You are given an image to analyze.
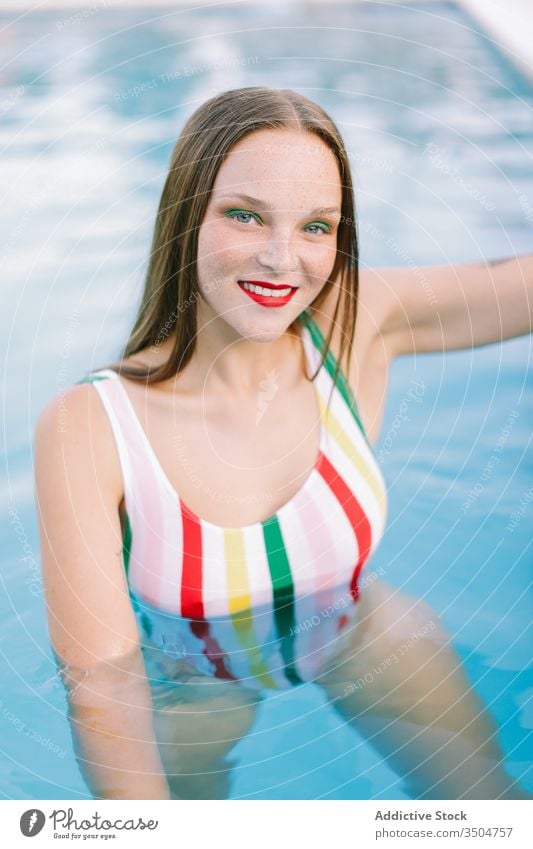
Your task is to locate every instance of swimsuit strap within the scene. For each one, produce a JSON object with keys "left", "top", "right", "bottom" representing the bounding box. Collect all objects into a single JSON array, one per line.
[
  {"left": 75, "top": 372, "right": 113, "bottom": 383},
  {"left": 74, "top": 367, "right": 154, "bottom": 528},
  {"left": 297, "top": 309, "right": 369, "bottom": 446}
]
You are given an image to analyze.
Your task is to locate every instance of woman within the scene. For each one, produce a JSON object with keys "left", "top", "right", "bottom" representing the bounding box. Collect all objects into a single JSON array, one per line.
[{"left": 34, "top": 87, "right": 532, "bottom": 800}]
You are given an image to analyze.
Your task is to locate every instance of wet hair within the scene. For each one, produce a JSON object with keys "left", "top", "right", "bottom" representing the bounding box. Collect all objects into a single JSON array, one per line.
[{"left": 104, "top": 86, "right": 358, "bottom": 388}]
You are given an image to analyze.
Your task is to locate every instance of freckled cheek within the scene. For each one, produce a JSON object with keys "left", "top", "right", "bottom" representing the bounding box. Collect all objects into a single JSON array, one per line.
[
  {"left": 309, "top": 244, "right": 337, "bottom": 283},
  {"left": 197, "top": 228, "right": 251, "bottom": 275}
]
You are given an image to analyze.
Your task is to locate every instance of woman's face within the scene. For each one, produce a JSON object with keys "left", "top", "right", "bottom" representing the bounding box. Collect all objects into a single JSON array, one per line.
[{"left": 195, "top": 128, "right": 343, "bottom": 342}]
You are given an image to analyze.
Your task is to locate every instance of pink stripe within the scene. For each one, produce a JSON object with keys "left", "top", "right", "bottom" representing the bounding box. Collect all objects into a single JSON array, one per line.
[
  {"left": 292, "top": 463, "right": 340, "bottom": 663},
  {"left": 293, "top": 466, "right": 338, "bottom": 599}
]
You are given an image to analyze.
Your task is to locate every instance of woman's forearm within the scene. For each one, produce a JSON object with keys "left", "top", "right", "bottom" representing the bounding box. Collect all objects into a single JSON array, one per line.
[{"left": 61, "top": 649, "right": 171, "bottom": 800}]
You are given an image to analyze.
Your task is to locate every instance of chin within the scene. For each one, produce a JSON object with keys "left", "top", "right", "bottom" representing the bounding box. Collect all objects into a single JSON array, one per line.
[{"left": 229, "top": 313, "right": 295, "bottom": 344}]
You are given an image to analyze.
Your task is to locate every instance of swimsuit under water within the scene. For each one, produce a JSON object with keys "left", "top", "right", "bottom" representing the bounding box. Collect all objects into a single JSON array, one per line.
[{"left": 76, "top": 309, "right": 388, "bottom": 690}]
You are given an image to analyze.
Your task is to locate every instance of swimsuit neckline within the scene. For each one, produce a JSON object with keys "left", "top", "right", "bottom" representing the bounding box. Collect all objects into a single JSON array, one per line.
[{"left": 100, "top": 313, "right": 326, "bottom": 533}]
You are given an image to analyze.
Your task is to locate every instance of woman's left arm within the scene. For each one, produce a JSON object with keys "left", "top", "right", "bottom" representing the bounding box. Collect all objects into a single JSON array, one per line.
[{"left": 370, "top": 254, "right": 533, "bottom": 358}]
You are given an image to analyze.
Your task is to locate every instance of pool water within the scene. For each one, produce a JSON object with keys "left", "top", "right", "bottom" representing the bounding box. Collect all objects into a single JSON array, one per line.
[{"left": 1, "top": 1, "right": 532, "bottom": 799}]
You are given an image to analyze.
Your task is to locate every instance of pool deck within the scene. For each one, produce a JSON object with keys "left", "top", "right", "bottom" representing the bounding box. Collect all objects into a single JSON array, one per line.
[{"left": 460, "top": 0, "right": 533, "bottom": 81}]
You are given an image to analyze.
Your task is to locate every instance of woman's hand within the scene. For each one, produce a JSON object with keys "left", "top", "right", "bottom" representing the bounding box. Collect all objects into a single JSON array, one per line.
[{"left": 61, "top": 648, "right": 171, "bottom": 800}]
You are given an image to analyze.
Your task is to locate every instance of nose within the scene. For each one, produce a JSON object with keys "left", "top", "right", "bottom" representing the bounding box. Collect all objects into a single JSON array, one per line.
[{"left": 256, "top": 232, "right": 298, "bottom": 275}]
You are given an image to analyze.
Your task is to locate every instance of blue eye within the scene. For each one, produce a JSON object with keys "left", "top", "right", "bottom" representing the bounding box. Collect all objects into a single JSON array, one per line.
[
  {"left": 224, "top": 209, "right": 332, "bottom": 234},
  {"left": 305, "top": 222, "right": 331, "bottom": 235},
  {"left": 225, "top": 209, "right": 260, "bottom": 224}
]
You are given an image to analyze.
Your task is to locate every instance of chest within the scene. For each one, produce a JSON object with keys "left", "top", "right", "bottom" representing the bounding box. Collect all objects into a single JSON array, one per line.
[
  {"left": 117, "top": 331, "right": 389, "bottom": 528},
  {"left": 120, "top": 365, "right": 320, "bottom": 526}
]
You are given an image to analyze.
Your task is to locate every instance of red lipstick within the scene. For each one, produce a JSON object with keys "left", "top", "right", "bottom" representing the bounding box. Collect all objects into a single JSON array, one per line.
[{"left": 237, "top": 279, "right": 297, "bottom": 308}]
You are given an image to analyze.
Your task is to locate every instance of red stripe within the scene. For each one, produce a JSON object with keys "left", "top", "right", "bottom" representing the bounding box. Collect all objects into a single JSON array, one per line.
[
  {"left": 317, "top": 453, "right": 372, "bottom": 603},
  {"left": 189, "top": 620, "right": 238, "bottom": 682},
  {"left": 180, "top": 502, "right": 238, "bottom": 681},
  {"left": 180, "top": 500, "right": 204, "bottom": 619},
  {"left": 337, "top": 613, "right": 350, "bottom": 632}
]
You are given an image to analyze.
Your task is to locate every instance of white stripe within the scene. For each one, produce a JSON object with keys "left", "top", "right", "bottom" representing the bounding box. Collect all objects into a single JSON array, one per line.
[
  {"left": 155, "top": 485, "right": 183, "bottom": 615},
  {"left": 201, "top": 524, "right": 229, "bottom": 619},
  {"left": 242, "top": 524, "right": 275, "bottom": 620},
  {"left": 91, "top": 375, "right": 148, "bottom": 599},
  {"left": 91, "top": 372, "right": 135, "bottom": 516}
]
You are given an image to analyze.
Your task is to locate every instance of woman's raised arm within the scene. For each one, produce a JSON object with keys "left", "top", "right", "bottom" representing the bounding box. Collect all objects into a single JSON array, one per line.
[
  {"left": 362, "top": 254, "right": 533, "bottom": 359},
  {"left": 33, "top": 384, "right": 170, "bottom": 799}
]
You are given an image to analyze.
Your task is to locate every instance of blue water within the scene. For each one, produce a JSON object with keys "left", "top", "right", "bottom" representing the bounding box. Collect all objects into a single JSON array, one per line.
[{"left": 1, "top": 1, "right": 532, "bottom": 799}]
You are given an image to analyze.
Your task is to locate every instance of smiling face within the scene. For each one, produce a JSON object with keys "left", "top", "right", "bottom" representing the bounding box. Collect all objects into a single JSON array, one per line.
[{"left": 195, "top": 128, "right": 343, "bottom": 343}]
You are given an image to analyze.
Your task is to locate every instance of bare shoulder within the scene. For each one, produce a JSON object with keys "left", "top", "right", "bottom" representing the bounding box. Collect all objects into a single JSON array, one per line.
[
  {"left": 33, "top": 382, "right": 138, "bottom": 667},
  {"left": 310, "top": 267, "right": 394, "bottom": 361},
  {"left": 34, "top": 381, "right": 124, "bottom": 509},
  {"left": 308, "top": 268, "right": 396, "bottom": 444}
]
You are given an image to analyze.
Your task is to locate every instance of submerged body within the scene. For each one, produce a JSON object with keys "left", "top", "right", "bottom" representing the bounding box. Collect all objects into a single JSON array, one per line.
[{"left": 76, "top": 309, "right": 388, "bottom": 691}]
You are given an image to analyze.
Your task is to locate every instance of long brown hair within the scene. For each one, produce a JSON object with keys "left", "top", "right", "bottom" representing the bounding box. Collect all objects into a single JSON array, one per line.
[{"left": 101, "top": 86, "right": 359, "bottom": 389}]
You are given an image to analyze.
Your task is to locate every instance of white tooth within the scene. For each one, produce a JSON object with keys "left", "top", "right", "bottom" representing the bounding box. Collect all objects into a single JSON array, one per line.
[
  {"left": 267, "top": 287, "right": 291, "bottom": 297},
  {"left": 241, "top": 281, "right": 292, "bottom": 297}
]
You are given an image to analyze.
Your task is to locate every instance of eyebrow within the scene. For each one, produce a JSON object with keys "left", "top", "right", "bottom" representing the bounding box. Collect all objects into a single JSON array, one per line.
[{"left": 216, "top": 193, "right": 341, "bottom": 216}]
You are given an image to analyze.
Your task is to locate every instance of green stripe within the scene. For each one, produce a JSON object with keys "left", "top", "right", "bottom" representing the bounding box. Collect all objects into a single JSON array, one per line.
[
  {"left": 121, "top": 510, "right": 144, "bottom": 631},
  {"left": 231, "top": 609, "right": 279, "bottom": 689},
  {"left": 75, "top": 375, "right": 110, "bottom": 383},
  {"left": 121, "top": 510, "right": 148, "bottom": 635},
  {"left": 298, "top": 309, "right": 371, "bottom": 449},
  {"left": 121, "top": 509, "right": 132, "bottom": 578},
  {"left": 140, "top": 612, "right": 153, "bottom": 639},
  {"left": 262, "top": 516, "right": 302, "bottom": 685}
]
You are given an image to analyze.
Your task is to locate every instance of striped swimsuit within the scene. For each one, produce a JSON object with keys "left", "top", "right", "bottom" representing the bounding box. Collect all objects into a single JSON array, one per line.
[{"left": 77, "top": 309, "right": 388, "bottom": 690}]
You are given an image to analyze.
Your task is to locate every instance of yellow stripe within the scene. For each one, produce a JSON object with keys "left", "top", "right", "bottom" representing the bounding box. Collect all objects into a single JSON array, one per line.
[
  {"left": 232, "top": 612, "right": 279, "bottom": 688},
  {"left": 317, "top": 393, "right": 387, "bottom": 514},
  {"left": 224, "top": 529, "right": 278, "bottom": 689},
  {"left": 225, "top": 528, "right": 252, "bottom": 613}
]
